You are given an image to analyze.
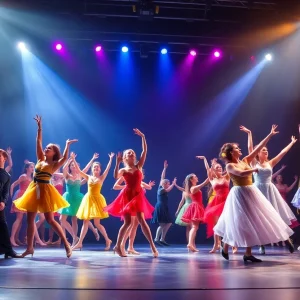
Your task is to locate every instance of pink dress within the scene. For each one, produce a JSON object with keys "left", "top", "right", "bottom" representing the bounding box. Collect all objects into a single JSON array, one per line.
[
  {"left": 11, "top": 179, "right": 31, "bottom": 213},
  {"left": 105, "top": 169, "right": 154, "bottom": 219},
  {"left": 276, "top": 185, "right": 287, "bottom": 201},
  {"left": 181, "top": 190, "right": 205, "bottom": 223},
  {"left": 204, "top": 181, "right": 229, "bottom": 238}
]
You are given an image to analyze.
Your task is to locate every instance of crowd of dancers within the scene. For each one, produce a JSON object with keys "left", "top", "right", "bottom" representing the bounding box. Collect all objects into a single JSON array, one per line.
[{"left": 0, "top": 116, "right": 300, "bottom": 262}]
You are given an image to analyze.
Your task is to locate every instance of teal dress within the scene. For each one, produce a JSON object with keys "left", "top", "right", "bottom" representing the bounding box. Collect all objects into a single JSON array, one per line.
[
  {"left": 60, "top": 180, "right": 84, "bottom": 216},
  {"left": 175, "top": 195, "right": 192, "bottom": 226}
]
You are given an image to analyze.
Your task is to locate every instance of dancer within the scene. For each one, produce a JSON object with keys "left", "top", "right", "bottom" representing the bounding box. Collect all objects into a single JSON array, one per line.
[
  {"left": 105, "top": 129, "right": 158, "bottom": 257},
  {"left": 197, "top": 156, "right": 234, "bottom": 253},
  {"left": 72, "top": 154, "right": 114, "bottom": 251},
  {"left": 60, "top": 152, "right": 100, "bottom": 246},
  {"left": 113, "top": 171, "right": 155, "bottom": 255},
  {"left": 214, "top": 125, "right": 294, "bottom": 262},
  {"left": 272, "top": 165, "right": 286, "bottom": 180},
  {"left": 152, "top": 161, "right": 177, "bottom": 246},
  {"left": 181, "top": 173, "right": 209, "bottom": 252},
  {"left": 274, "top": 174, "right": 298, "bottom": 201},
  {"left": 0, "top": 148, "right": 22, "bottom": 258},
  {"left": 291, "top": 178, "right": 300, "bottom": 214},
  {"left": 175, "top": 191, "right": 192, "bottom": 244},
  {"left": 14, "top": 115, "right": 77, "bottom": 258},
  {"left": 4, "top": 147, "right": 12, "bottom": 173}
]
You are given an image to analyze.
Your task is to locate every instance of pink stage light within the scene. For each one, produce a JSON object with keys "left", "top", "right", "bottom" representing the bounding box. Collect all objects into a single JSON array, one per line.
[
  {"left": 95, "top": 46, "right": 102, "bottom": 52},
  {"left": 55, "top": 43, "right": 62, "bottom": 51},
  {"left": 190, "top": 50, "right": 196, "bottom": 56},
  {"left": 214, "top": 51, "right": 221, "bottom": 58}
]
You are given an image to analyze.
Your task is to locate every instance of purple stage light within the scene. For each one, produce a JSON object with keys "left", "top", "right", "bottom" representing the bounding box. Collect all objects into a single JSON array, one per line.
[
  {"left": 55, "top": 43, "right": 62, "bottom": 51},
  {"left": 214, "top": 51, "right": 221, "bottom": 58},
  {"left": 95, "top": 46, "right": 102, "bottom": 52},
  {"left": 190, "top": 50, "right": 196, "bottom": 56}
]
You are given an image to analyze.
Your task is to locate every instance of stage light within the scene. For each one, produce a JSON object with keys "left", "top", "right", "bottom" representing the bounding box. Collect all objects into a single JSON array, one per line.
[
  {"left": 265, "top": 53, "right": 272, "bottom": 61},
  {"left": 190, "top": 50, "right": 196, "bottom": 56},
  {"left": 17, "top": 42, "right": 26, "bottom": 51},
  {"left": 161, "top": 48, "right": 167, "bottom": 54},
  {"left": 214, "top": 51, "right": 221, "bottom": 58},
  {"left": 55, "top": 43, "right": 62, "bottom": 51},
  {"left": 122, "top": 46, "right": 129, "bottom": 53},
  {"left": 95, "top": 45, "right": 102, "bottom": 52}
]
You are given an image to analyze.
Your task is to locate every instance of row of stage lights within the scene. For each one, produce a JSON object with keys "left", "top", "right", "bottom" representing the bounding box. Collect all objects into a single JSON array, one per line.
[{"left": 17, "top": 42, "right": 273, "bottom": 61}]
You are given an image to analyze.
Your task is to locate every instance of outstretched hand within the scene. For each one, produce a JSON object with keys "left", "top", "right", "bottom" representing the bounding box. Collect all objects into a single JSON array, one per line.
[
  {"left": 172, "top": 177, "right": 177, "bottom": 184},
  {"left": 239, "top": 125, "right": 251, "bottom": 134},
  {"left": 116, "top": 152, "right": 123, "bottom": 164},
  {"left": 270, "top": 124, "right": 279, "bottom": 136},
  {"left": 164, "top": 160, "right": 168, "bottom": 168},
  {"left": 291, "top": 136, "right": 297, "bottom": 144},
  {"left": 70, "top": 152, "right": 77, "bottom": 160},
  {"left": 149, "top": 180, "right": 155, "bottom": 187},
  {"left": 34, "top": 115, "right": 42, "bottom": 128},
  {"left": 133, "top": 128, "right": 144, "bottom": 137},
  {"left": 109, "top": 152, "right": 115, "bottom": 159},
  {"left": 66, "top": 139, "right": 78, "bottom": 146},
  {"left": 93, "top": 153, "right": 99, "bottom": 160},
  {"left": 196, "top": 156, "right": 205, "bottom": 160},
  {"left": 6, "top": 147, "right": 12, "bottom": 155}
]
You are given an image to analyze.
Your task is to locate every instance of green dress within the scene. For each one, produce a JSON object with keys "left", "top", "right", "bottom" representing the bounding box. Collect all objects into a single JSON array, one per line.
[
  {"left": 60, "top": 180, "right": 84, "bottom": 216},
  {"left": 175, "top": 195, "right": 192, "bottom": 226}
]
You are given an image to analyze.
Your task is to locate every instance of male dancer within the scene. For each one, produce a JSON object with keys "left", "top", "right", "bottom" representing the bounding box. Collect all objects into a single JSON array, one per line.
[{"left": 0, "top": 149, "right": 22, "bottom": 258}]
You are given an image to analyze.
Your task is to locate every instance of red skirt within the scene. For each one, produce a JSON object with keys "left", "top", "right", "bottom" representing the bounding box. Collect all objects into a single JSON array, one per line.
[{"left": 181, "top": 202, "right": 205, "bottom": 223}]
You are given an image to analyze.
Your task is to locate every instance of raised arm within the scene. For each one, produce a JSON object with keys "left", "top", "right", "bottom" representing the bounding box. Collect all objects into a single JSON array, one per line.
[
  {"left": 190, "top": 178, "right": 210, "bottom": 194},
  {"left": 5, "top": 147, "right": 12, "bottom": 173},
  {"left": 174, "top": 182, "right": 185, "bottom": 192},
  {"left": 63, "top": 156, "right": 73, "bottom": 179},
  {"left": 134, "top": 129, "right": 147, "bottom": 169},
  {"left": 34, "top": 115, "right": 44, "bottom": 161},
  {"left": 175, "top": 192, "right": 186, "bottom": 216},
  {"left": 226, "top": 163, "right": 258, "bottom": 177},
  {"left": 114, "top": 152, "right": 125, "bottom": 179},
  {"left": 243, "top": 125, "right": 279, "bottom": 165},
  {"left": 165, "top": 178, "right": 177, "bottom": 192},
  {"left": 287, "top": 176, "right": 298, "bottom": 193},
  {"left": 82, "top": 153, "right": 99, "bottom": 174},
  {"left": 72, "top": 159, "right": 89, "bottom": 181},
  {"left": 240, "top": 126, "right": 254, "bottom": 154},
  {"left": 269, "top": 136, "right": 297, "bottom": 168},
  {"left": 196, "top": 156, "right": 213, "bottom": 180},
  {"left": 100, "top": 153, "right": 115, "bottom": 182},
  {"left": 272, "top": 165, "right": 286, "bottom": 180},
  {"left": 142, "top": 180, "right": 155, "bottom": 190},
  {"left": 54, "top": 139, "right": 78, "bottom": 171},
  {"left": 10, "top": 175, "right": 26, "bottom": 197},
  {"left": 113, "top": 177, "right": 125, "bottom": 190},
  {"left": 161, "top": 160, "right": 168, "bottom": 182}
]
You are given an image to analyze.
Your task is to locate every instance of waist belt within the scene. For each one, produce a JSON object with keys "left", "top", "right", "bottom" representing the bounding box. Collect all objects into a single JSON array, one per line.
[{"left": 34, "top": 177, "right": 50, "bottom": 184}]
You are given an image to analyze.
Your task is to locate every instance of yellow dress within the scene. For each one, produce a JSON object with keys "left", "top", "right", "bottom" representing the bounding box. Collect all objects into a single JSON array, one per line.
[
  {"left": 14, "top": 160, "right": 70, "bottom": 213},
  {"left": 76, "top": 178, "right": 109, "bottom": 220}
]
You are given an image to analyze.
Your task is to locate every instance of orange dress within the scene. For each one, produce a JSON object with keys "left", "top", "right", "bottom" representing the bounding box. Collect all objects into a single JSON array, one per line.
[{"left": 14, "top": 160, "right": 70, "bottom": 213}]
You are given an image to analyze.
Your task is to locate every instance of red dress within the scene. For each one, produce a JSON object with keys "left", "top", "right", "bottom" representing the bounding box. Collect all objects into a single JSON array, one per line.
[
  {"left": 181, "top": 190, "right": 205, "bottom": 223},
  {"left": 11, "top": 179, "right": 31, "bottom": 213},
  {"left": 105, "top": 169, "right": 154, "bottom": 219},
  {"left": 204, "top": 181, "right": 229, "bottom": 238}
]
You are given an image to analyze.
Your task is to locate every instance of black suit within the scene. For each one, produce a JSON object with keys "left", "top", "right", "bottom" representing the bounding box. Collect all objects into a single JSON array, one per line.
[{"left": 0, "top": 167, "right": 14, "bottom": 254}]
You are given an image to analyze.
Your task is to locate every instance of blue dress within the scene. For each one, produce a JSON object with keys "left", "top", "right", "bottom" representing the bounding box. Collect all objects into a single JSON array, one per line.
[{"left": 151, "top": 186, "right": 172, "bottom": 224}]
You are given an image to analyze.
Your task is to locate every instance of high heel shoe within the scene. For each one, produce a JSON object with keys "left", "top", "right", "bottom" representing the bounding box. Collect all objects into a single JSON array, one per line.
[
  {"left": 113, "top": 246, "right": 127, "bottom": 257},
  {"left": 285, "top": 239, "right": 294, "bottom": 253},
  {"left": 5, "top": 252, "right": 23, "bottom": 259},
  {"left": 243, "top": 255, "right": 262, "bottom": 262},
  {"left": 65, "top": 245, "right": 72, "bottom": 258},
  {"left": 104, "top": 239, "right": 112, "bottom": 251},
  {"left": 22, "top": 249, "right": 34, "bottom": 258},
  {"left": 127, "top": 249, "right": 140, "bottom": 255},
  {"left": 221, "top": 249, "right": 229, "bottom": 260}
]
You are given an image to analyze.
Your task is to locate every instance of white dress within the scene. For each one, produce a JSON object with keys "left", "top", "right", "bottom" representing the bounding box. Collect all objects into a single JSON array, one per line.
[
  {"left": 213, "top": 168, "right": 293, "bottom": 247},
  {"left": 253, "top": 163, "right": 298, "bottom": 227},
  {"left": 291, "top": 187, "right": 300, "bottom": 209}
]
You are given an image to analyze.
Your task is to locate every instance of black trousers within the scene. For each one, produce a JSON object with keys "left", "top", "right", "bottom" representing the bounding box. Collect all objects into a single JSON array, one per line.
[{"left": 0, "top": 208, "right": 13, "bottom": 254}]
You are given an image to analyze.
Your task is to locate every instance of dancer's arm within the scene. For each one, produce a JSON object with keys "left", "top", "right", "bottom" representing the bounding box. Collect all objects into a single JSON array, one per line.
[
  {"left": 243, "top": 125, "right": 279, "bottom": 165},
  {"left": 191, "top": 178, "right": 210, "bottom": 194},
  {"left": 0, "top": 175, "right": 10, "bottom": 210},
  {"left": 196, "top": 156, "right": 213, "bottom": 180},
  {"left": 165, "top": 178, "right": 177, "bottom": 192},
  {"left": 114, "top": 152, "right": 124, "bottom": 179},
  {"left": 240, "top": 126, "right": 254, "bottom": 153},
  {"left": 5, "top": 147, "right": 12, "bottom": 173},
  {"left": 226, "top": 163, "right": 258, "bottom": 177},
  {"left": 175, "top": 183, "right": 185, "bottom": 192},
  {"left": 80, "top": 178, "right": 87, "bottom": 185},
  {"left": 10, "top": 175, "right": 26, "bottom": 197},
  {"left": 160, "top": 160, "right": 168, "bottom": 182},
  {"left": 72, "top": 159, "right": 89, "bottom": 181},
  {"left": 63, "top": 156, "right": 73, "bottom": 179},
  {"left": 100, "top": 153, "right": 115, "bottom": 182},
  {"left": 175, "top": 192, "right": 186, "bottom": 216},
  {"left": 269, "top": 136, "right": 297, "bottom": 168},
  {"left": 34, "top": 115, "right": 44, "bottom": 161},
  {"left": 135, "top": 129, "right": 147, "bottom": 169},
  {"left": 142, "top": 180, "right": 155, "bottom": 190},
  {"left": 54, "top": 139, "right": 78, "bottom": 171},
  {"left": 272, "top": 165, "right": 286, "bottom": 180},
  {"left": 113, "top": 177, "right": 125, "bottom": 190},
  {"left": 82, "top": 153, "right": 99, "bottom": 174},
  {"left": 287, "top": 176, "right": 298, "bottom": 193}
]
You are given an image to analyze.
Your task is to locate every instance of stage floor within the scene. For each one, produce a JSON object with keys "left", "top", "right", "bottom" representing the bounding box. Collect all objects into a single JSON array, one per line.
[{"left": 1, "top": 244, "right": 300, "bottom": 300}]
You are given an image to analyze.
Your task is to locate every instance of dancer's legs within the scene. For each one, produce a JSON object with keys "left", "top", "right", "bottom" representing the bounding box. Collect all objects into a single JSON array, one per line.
[{"left": 93, "top": 218, "right": 112, "bottom": 250}]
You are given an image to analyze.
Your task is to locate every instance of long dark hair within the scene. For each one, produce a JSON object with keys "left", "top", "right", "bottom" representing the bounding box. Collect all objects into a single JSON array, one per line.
[
  {"left": 219, "top": 143, "right": 237, "bottom": 163},
  {"left": 48, "top": 143, "right": 61, "bottom": 162},
  {"left": 23, "top": 161, "right": 34, "bottom": 179},
  {"left": 184, "top": 174, "right": 195, "bottom": 193}
]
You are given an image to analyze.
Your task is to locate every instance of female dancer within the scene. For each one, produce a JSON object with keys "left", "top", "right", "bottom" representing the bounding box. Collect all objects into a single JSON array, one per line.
[
  {"left": 72, "top": 154, "right": 114, "bottom": 251},
  {"left": 196, "top": 156, "right": 235, "bottom": 253},
  {"left": 105, "top": 129, "right": 158, "bottom": 257},
  {"left": 274, "top": 174, "right": 298, "bottom": 201},
  {"left": 181, "top": 173, "right": 209, "bottom": 252},
  {"left": 175, "top": 191, "right": 192, "bottom": 244},
  {"left": 152, "top": 161, "right": 177, "bottom": 246},
  {"left": 113, "top": 172, "right": 155, "bottom": 255},
  {"left": 291, "top": 178, "right": 300, "bottom": 214},
  {"left": 14, "top": 115, "right": 77, "bottom": 258},
  {"left": 214, "top": 125, "right": 294, "bottom": 262},
  {"left": 60, "top": 152, "right": 100, "bottom": 246}
]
